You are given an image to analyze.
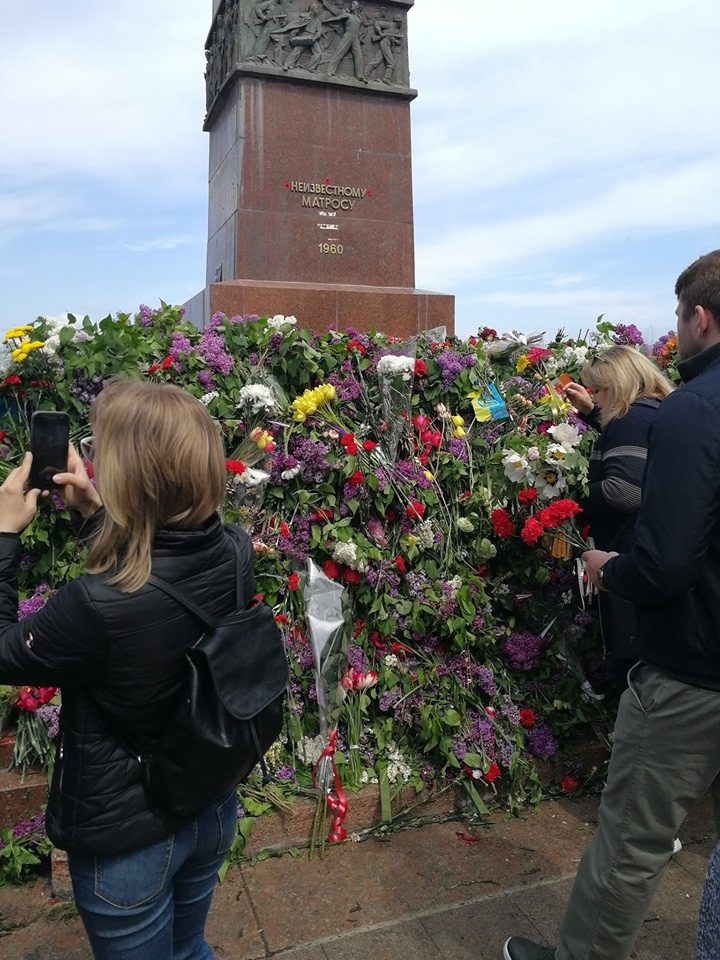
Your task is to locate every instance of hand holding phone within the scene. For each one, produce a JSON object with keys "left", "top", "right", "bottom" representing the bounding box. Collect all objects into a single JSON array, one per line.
[{"left": 28, "top": 411, "right": 70, "bottom": 491}]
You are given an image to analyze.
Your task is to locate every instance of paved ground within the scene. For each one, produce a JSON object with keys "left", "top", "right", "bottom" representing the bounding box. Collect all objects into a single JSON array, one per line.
[{"left": 0, "top": 791, "right": 714, "bottom": 959}]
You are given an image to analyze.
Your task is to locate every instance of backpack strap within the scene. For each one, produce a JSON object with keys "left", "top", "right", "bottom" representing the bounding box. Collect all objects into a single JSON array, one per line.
[{"left": 147, "top": 531, "right": 246, "bottom": 628}]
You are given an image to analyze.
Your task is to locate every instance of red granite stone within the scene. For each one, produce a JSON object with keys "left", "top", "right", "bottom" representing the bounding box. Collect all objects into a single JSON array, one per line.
[{"left": 209, "top": 280, "right": 454, "bottom": 337}]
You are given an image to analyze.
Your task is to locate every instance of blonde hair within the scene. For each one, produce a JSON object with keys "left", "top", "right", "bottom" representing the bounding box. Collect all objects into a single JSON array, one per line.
[
  {"left": 580, "top": 345, "right": 674, "bottom": 428},
  {"left": 86, "top": 378, "right": 227, "bottom": 592}
]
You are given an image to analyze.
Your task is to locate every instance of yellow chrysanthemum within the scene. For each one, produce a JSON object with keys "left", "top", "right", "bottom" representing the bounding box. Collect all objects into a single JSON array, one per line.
[
  {"left": 3, "top": 324, "right": 34, "bottom": 342},
  {"left": 516, "top": 355, "right": 529, "bottom": 373}
]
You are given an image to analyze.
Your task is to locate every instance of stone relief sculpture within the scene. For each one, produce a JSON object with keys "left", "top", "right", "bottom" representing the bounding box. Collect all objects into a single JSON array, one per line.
[
  {"left": 204, "top": 0, "right": 410, "bottom": 115},
  {"left": 248, "top": 0, "right": 288, "bottom": 63},
  {"left": 320, "top": 0, "right": 364, "bottom": 80},
  {"left": 275, "top": 3, "right": 325, "bottom": 72}
]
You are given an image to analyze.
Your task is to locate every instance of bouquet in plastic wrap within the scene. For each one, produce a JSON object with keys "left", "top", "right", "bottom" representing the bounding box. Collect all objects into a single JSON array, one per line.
[
  {"left": 375, "top": 342, "right": 418, "bottom": 463},
  {"left": 302, "top": 559, "right": 352, "bottom": 856}
]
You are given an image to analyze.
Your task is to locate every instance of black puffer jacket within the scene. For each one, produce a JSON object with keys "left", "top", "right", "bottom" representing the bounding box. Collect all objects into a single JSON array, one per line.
[
  {"left": 0, "top": 516, "right": 254, "bottom": 855},
  {"left": 603, "top": 341, "right": 720, "bottom": 689}
]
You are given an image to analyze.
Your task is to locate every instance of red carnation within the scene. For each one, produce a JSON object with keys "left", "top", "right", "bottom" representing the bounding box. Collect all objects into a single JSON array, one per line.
[
  {"left": 147, "top": 363, "right": 160, "bottom": 375},
  {"left": 341, "top": 433, "right": 358, "bottom": 455},
  {"left": 343, "top": 567, "right": 362, "bottom": 585},
  {"left": 484, "top": 763, "right": 501, "bottom": 783},
  {"left": 225, "top": 459, "right": 246, "bottom": 475},
  {"left": 288, "top": 572, "right": 299, "bottom": 591},
  {"left": 406, "top": 500, "right": 425, "bottom": 519},
  {"left": 414, "top": 359, "right": 427, "bottom": 376},
  {"left": 521, "top": 517, "right": 545, "bottom": 545},
  {"left": 561, "top": 775, "right": 579, "bottom": 794},
  {"left": 161, "top": 355, "right": 174, "bottom": 370},
  {"left": 519, "top": 708, "right": 536, "bottom": 728},
  {"left": 518, "top": 488, "right": 537, "bottom": 504},
  {"left": 490, "top": 509, "right": 514, "bottom": 539},
  {"left": 349, "top": 470, "right": 364, "bottom": 486},
  {"left": 394, "top": 555, "right": 406, "bottom": 573},
  {"left": 361, "top": 439, "right": 376, "bottom": 451},
  {"left": 315, "top": 508, "right": 334, "bottom": 521},
  {"left": 3, "top": 375, "right": 21, "bottom": 387}
]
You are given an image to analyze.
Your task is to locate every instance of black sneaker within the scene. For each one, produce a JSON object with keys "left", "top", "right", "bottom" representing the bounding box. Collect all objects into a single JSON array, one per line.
[{"left": 503, "top": 937, "right": 557, "bottom": 960}]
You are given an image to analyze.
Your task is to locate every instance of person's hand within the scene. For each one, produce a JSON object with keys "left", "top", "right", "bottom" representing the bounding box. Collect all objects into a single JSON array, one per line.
[
  {"left": 582, "top": 549, "right": 619, "bottom": 588},
  {"left": 563, "top": 381, "right": 594, "bottom": 415},
  {"left": 52, "top": 442, "right": 103, "bottom": 518},
  {"left": 0, "top": 453, "right": 41, "bottom": 534}
]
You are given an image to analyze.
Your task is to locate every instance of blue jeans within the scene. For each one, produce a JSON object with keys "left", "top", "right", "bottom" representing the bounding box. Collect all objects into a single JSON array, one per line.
[{"left": 68, "top": 790, "right": 237, "bottom": 960}]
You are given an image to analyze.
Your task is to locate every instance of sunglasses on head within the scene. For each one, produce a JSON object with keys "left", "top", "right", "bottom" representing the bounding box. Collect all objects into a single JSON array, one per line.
[{"left": 80, "top": 436, "right": 95, "bottom": 463}]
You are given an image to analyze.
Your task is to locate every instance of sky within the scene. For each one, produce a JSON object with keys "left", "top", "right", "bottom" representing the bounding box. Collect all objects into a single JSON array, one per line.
[{"left": 2, "top": 0, "right": 719, "bottom": 343}]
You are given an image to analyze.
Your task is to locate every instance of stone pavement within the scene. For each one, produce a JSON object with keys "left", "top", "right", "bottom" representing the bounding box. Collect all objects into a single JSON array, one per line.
[{"left": 0, "top": 792, "right": 714, "bottom": 960}]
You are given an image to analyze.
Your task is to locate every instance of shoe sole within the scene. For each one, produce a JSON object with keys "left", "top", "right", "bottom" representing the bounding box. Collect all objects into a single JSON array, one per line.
[{"left": 503, "top": 940, "right": 513, "bottom": 960}]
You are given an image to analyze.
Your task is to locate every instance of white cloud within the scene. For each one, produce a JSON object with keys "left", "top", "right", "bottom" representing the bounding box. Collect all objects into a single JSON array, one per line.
[{"left": 120, "top": 235, "right": 196, "bottom": 253}]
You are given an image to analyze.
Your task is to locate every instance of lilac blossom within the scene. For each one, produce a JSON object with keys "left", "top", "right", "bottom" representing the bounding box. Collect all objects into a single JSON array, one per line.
[
  {"left": 197, "top": 329, "right": 235, "bottom": 376},
  {"left": 289, "top": 437, "right": 330, "bottom": 483},
  {"left": 448, "top": 438, "right": 468, "bottom": 461},
  {"left": 38, "top": 704, "right": 60, "bottom": 739},
  {"left": 525, "top": 722, "right": 557, "bottom": 758},
  {"left": 504, "top": 631, "right": 547, "bottom": 672},
  {"left": 436, "top": 351, "right": 477, "bottom": 389},
  {"left": 613, "top": 324, "right": 645, "bottom": 347},
  {"left": 170, "top": 331, "right": 192, "bottom": 359},
  {"left": 347, "top": 643, "right": 370, "bottom": 673},
  {"left": 19, "top": 584, "right": 52, "bottom": 620}
]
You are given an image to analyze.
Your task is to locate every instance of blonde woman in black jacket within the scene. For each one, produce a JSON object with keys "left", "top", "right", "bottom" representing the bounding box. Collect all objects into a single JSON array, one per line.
[{"left": 0, "top": 379, "right": 254, "bottom": 960}]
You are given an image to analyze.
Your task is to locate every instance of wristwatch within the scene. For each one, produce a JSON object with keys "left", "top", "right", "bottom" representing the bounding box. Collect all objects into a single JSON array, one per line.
[{"left": 597, "top": 562, "right": 608, "bottom": 591}]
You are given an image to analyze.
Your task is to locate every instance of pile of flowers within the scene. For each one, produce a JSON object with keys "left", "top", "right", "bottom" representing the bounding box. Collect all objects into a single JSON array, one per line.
[{"left": 0, "top": 306, "right": 681, "bottom": 820}]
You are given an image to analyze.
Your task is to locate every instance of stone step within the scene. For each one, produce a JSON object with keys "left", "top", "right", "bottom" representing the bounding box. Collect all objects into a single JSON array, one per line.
[{"left": 0, "top": 734, "right": 49, "bottom": 829}]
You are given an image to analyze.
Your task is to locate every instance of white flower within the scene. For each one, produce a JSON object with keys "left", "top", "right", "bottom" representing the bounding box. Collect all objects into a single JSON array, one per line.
[
  {"left": 457, "top": 517, "right": 475, "bottom": 533},
  {"left": 527, "top": 446, "right": 540, "bottom": 462},
  {"left": 545, "top": 443, "right": 568, "bottom": 464},
  {"left": 548, "top": 423, "right": 581, "bottom": 451},
  {"left": 266, "top": 314, "right": 297, "bottom": 329},
  {"left": 281, "top": 465, "right": 301, "bottom": 480},
  {"left": 199, "top": 391, "right": 219, "bottom": 406},
  {"left": 448, "top": 575, "right": 463, "bottom": 597},
  {"left": 332, "top": 541, "right": 361, "bottom": 569},
  {"left": 237, "top": 384, "right": 277, "bottom": 413},
  {"left": 417, "top": 520, "right": 435, "bottom": 549},
  {"left": 535, "top": 467, "right": 567, "bottom": 499},
  {"left": 297, "top": 734, "right": 327, "bottom": 767},
  {"left": 383, "top": 654, "right": 399, "bottom": 668},
  {"left": 376, "top": 355, "right": 415, "bottom": 380},
  {"left": 502, "top": 449, "right": 530, "bottom": 482}
]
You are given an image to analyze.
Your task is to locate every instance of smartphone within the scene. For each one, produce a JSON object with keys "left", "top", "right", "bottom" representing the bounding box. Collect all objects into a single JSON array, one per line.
[{"left": 29, "top": 411, "right": 70, "bottom": 490}]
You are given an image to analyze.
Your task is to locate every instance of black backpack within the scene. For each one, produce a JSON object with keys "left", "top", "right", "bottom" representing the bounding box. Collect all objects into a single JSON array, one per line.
[{"left": 133, "top": 538, "right": 288, "bottom": 818}]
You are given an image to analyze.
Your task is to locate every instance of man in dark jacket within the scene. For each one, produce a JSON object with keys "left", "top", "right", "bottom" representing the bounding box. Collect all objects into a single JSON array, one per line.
[{"left": 503, "top": 249, "right": 720, "bottom": 960}]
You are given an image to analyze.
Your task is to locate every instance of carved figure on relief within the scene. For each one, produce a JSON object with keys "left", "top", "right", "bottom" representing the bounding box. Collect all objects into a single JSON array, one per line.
[
  {"left": 248, "top": 0, "right": 288, "bottom": 64},
  {"left": 275, "top": 2, "right": 325, "bottom": 72},
  {"left": 321, "top": 0, "right": 365, "bottom": 81},
  {"left": 367, "top": 12, "right": 403, "bottom": 83},
  {"left": 223, "top": 0, "right": 239, "bottom": 75}
]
